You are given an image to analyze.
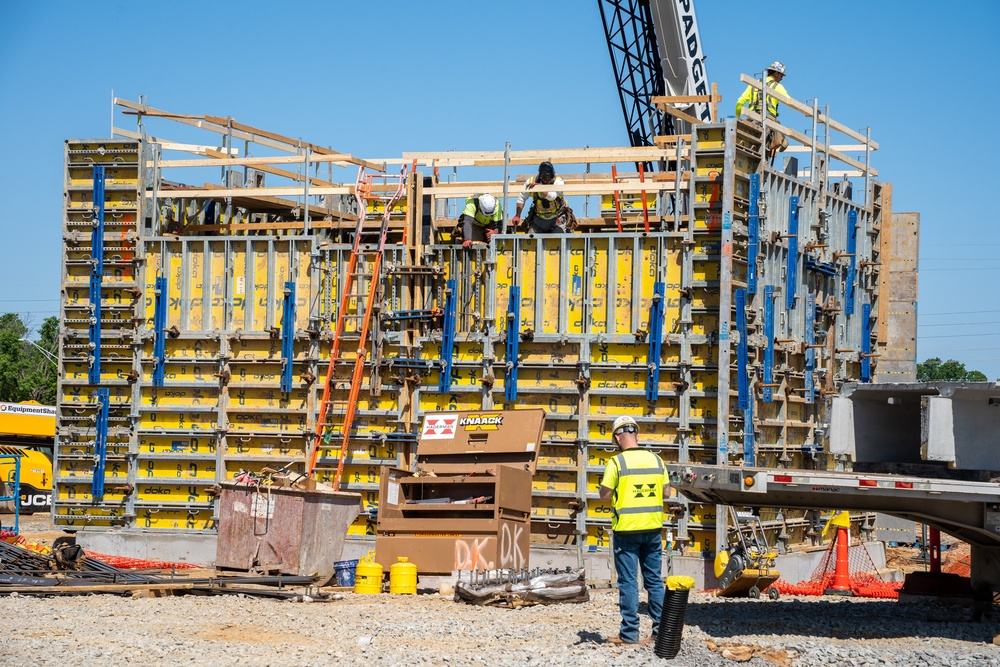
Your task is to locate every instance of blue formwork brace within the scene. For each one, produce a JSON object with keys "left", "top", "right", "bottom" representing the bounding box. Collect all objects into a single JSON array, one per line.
[
  {"left": 736, "top": 288, "right": 754, "bottom": 464},
  {"left": 804, "top": 293, "right": 817, "bottom": 404},
  {"left": 845, "top": 210, "right": 858, "bottom": 316},
  {"left": 92, "top": 388, "right": 110, "bottom": 500},
  {"left": 785, "top": 196, "right": 800, "bottom": 310},
  {"left": 747, "top": 174, "right": 760, "bottom": 296},
  {"left": 645, "top": 282, "right": 666, "bottom": 401},
  {"left": 88, "top": 166, "right": 106, "bottom": 385},
  {"left": 504, "top": 284, "right": 521, "bottom": 402},
  {"left": 152, "top": 277, "right": 167, "bottom": 387},
  {"left": 861, "top": 302, "right": 872, "bottom": 382},
  {"left": 438, "top": 279, "right": 458, "bottom": 393},
  {"left": 735, "top": 288, "right": 749, "bottom": 411},
  {"left": 280, "top": 281, "right": 296, "bottom": 393},
  {"left": 763, "top": 285, "right": 776, "bottom": 403}
]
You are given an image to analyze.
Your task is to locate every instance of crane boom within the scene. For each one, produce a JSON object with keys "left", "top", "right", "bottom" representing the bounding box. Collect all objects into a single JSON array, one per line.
[{"left": 598, "top": 0, "right": 712, "bottom": 147}]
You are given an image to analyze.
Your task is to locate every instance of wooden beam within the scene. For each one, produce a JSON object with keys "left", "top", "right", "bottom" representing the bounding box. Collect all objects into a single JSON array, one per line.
[
  {"left": 743, "top": 110, "right": 878, "bottom": 176},
  {"left": 426, "top": 177, "right": 689, "bottom": 198},
  {"left": 114, "top": 98, "right": 384, "bottom": 171},
  {"left": 164, "top": 185, "right": 353, "bottom": 198},
  {"left": 395, "top": 146, "right": 675, "bottom": 168},
  {"left": 651, "top": 94, "right": 722, "bottom": 106},
  {"left": 113, "top": 127, "right": 237, "bottom": 156},
  {"left": 658, "top": 104, "right": 702, "bottom": 126},
  {"left": 200, "top": 148, "right": 336, "bottom": 188},
  {"left": 738, "top": 74, "right": 879, "bottom": 150},
  {"left": 784, "top": 145, "right": 867, "bottom": 153}
]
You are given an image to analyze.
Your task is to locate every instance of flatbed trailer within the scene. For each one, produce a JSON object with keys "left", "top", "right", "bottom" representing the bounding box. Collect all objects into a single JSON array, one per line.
[{"left": 666, "top": 464, "right": 1000, "bottom": 593}]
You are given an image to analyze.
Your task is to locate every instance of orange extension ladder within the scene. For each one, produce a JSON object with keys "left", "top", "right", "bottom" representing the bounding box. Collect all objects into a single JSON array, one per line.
[{"left": 307, "top": 165, "right": 407, "bottom": 490}]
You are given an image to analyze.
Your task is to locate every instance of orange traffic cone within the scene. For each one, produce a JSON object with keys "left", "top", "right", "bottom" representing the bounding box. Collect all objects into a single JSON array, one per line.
[{"left": 822, "top": 511, "right": 853, "bottom": 596}]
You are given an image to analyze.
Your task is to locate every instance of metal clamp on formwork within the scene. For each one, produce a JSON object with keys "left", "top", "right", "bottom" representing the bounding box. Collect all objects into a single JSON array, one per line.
[
  {"left": 861, "top": 302, "right": 872, "bottom": 382},
  {"left": 747, "top": 174, "right": 760, "bottom": 295},
  {"left": 735, "top": 288, "right": 755, "bottom": 465},
  {"left": 845, "top": 210, "right": 858, "bottom": 316},
  {"left": 804, "top": 294, "right": 817, "bottom": 404},
  {"left": 763, "top": 285, "right": 776, "bottom": 403},
  {"left": 152, "top": 277, "right": 167, "bottom": 387},
  {"left": 88, "top": 166, "right": 106, "bottom": 385},
  {"left": 645, "top": 282, "right": 666, "bottom": 401},
  {"left": 505, "top": 285, "right": 521, "bottom": 402},
  {"left": 92, "top": 388, "right": 110, "bottom": 500},
  {"left": 280, "top": 281, "right": 296, "bottom": 393},
  {"left": 785, "top": 196, "right": 800, "bottom": 310},
  {"left": 438, "top": 279, "right": 457, "bottom": 393}
]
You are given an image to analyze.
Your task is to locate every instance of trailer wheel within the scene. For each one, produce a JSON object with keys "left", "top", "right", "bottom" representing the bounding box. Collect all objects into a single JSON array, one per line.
[
  {"left": 748, "top": 586, "right": 761, "bottom": 599},
  {"left": 767, "top": 586, "right": 780, "bottom": 601}
]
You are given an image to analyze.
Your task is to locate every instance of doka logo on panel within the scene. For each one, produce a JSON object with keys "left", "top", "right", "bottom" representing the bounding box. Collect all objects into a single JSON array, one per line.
[{"left": 460, "top": 414, "right": 503, "bottom": 431}]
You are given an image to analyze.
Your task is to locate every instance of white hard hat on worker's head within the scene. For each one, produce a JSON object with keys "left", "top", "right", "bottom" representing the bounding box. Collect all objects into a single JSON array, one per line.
[
  {"left": 767, "top": 61, "right": 786, "bottom": 76},
  {"left": 612, "top": 415, "right": 639, "bottom": 438},
  {"left": 478, "top": 194, "right": 497, "bottom": 215}
]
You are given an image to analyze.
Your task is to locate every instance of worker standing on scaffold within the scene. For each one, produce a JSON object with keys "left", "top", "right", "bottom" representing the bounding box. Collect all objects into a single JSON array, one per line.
[
  {"left": 458, "top": 194, "right": 503, "bottom": 249},
  {"left": 736, "top": 61, "right": 790, "bottom": 158},
  {"left": 511, "top": 161, "right": 575, "bottom": 234}
]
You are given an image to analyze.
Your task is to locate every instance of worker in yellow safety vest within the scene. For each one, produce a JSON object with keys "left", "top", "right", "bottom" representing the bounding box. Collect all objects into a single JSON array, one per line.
[
  {"left": 735, "top": 61, "right": 790, "bottom": 156},
  {"left": 599, "top": 415, "right": 666, "bottom": 646},
  {"left": 511, "top": 161, "right": 575, "bottom": 234},
  {"left": 458, "top": 194, "right": 503, "bottom": 249}
]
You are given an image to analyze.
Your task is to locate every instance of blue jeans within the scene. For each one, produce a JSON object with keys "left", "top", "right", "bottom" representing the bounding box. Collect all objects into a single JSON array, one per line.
[{"left": 612, "top": 529, "right": 664, "bottom": 643}]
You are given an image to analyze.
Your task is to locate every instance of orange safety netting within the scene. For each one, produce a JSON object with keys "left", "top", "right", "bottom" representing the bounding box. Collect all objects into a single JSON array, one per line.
[
  {"left": 84, "top": 552, "right": 202, "bottom": 570},
  {"left": 771, "top": 530, "right": 903, "bottom": 599}
]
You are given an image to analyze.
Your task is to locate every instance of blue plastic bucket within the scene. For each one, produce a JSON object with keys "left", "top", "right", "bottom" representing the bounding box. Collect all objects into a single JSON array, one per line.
[{"left": 333, "top": 559, "right": 359, "bottom": 587}]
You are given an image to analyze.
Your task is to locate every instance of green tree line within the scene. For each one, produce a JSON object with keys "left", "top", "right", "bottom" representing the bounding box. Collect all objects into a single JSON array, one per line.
[
  {"left": 0, "top": 314, "right": 58, "bottom": 404},
  {"left": 917, "top": 357, "right": 989, "bottom": 382}
]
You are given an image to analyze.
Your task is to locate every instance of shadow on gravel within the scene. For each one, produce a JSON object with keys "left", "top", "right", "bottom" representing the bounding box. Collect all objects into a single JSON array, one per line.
[
  {"left": 685, "top": 599, "right": 998, "bottom": 641},
  {"left": 574, "top": 631, "right": 606, "bottom": 645}
]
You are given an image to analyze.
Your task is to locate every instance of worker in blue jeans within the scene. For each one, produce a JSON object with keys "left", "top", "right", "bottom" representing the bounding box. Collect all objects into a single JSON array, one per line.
[{"left": 599, "top": 415, "right": 666, "bottom": 646}]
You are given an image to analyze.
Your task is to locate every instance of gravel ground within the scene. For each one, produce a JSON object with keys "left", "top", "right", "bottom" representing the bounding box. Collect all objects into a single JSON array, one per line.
[
  {"left": 1, "top": 589, "right": 999, "bottom": 666},
  {"left": 4, "top": 515, "right": 1000, "bottom": 666}
]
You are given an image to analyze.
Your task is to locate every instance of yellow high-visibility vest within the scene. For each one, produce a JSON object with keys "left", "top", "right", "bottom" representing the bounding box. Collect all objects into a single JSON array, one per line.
[{"left": 603, "top": 448, "right": 665, "bottom": 532}]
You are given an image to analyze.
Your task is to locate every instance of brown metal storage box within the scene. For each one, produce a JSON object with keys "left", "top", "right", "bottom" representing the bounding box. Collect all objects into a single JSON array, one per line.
[
  {"left": 375, "top": 409, "right": 544, "bottom": 574},
  {"left": 216, "top": 482, "right": 362, "bottom": 582}
]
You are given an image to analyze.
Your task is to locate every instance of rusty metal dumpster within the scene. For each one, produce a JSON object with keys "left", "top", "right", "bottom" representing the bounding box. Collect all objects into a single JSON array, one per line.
[{"left": 216, "top": 483, "right": 362, "bottom": 583}]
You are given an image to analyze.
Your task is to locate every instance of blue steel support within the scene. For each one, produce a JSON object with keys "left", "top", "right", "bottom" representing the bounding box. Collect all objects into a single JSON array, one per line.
[
  {"left": 504, "top": 285, "right": 521, "bottom": 402},
  {"left": 735, "top": 288, "right": 749, "bottom": 411},
  {"left": 861, "top": 302, "right": 872, "bottom": 382},
  {"left": 736, "top": 287, "right": 754, "bottom": 465},
  {"left": 92, "top": 388, "right": 110, "bottom": 500},
  {"left": 645, "top": 282, "right": 665, "bottom": 401},
  {"left": 280, "top": 281, "right": 295, "bottom": 393},
  {"left": 763, "top": 285, "right": 775, "bottom": 403},
  {"left": 88, "top": 166, "right": 106, "bottom": 385},
  {"left": 152, "top": 277, "right": 167, "bottom": 387},
  {"left": 785, "top": 196, "right": 800, "bottom": 310},
  {"left": 438, "top": 279, "right": 458, "bottom": 393},
  {"left": 747, "top": 174, "right": 760, "bottom": 295},
  {"left": 845, "top": 210, "right": 858, "bottom": 316},
  {"left": 804, "top": 293, "right": 816, "bottom": 404}
]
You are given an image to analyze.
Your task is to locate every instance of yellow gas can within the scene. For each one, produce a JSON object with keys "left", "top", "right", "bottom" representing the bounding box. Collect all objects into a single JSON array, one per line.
[
  {"left": 389, "top": 557, "right": 417, "bottom": 594},
  {"left": 353, "top": 552, "right": 383, "bottom": 594}
]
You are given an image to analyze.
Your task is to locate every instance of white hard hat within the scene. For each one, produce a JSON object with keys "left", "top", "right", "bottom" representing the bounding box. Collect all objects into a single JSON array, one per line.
[
  {"left": 478, "top": 194, "right": 497, "bottom": 215},
  {"left": 767, "top": 61, "right": 786, "bottom": 75},
  {"left": 612, "top": 415, "right": 639, "bottom": 437}
]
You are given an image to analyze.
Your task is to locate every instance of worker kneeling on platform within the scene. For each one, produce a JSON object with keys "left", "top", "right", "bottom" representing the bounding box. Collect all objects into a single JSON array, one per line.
[
  {"left": 599, "top": 415, "right": 666, "bottom": 646},
  {"left": 458, "top": 194, "right": 503, "bottom": 249},
  {"left": 511, "top": 161, "right": 576, "bottom": 234}
]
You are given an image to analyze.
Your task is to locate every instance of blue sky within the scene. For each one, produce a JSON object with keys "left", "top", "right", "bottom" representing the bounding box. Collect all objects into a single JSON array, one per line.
[{"left": 1, "top": 1, "right": 998, "bottom": 380}]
